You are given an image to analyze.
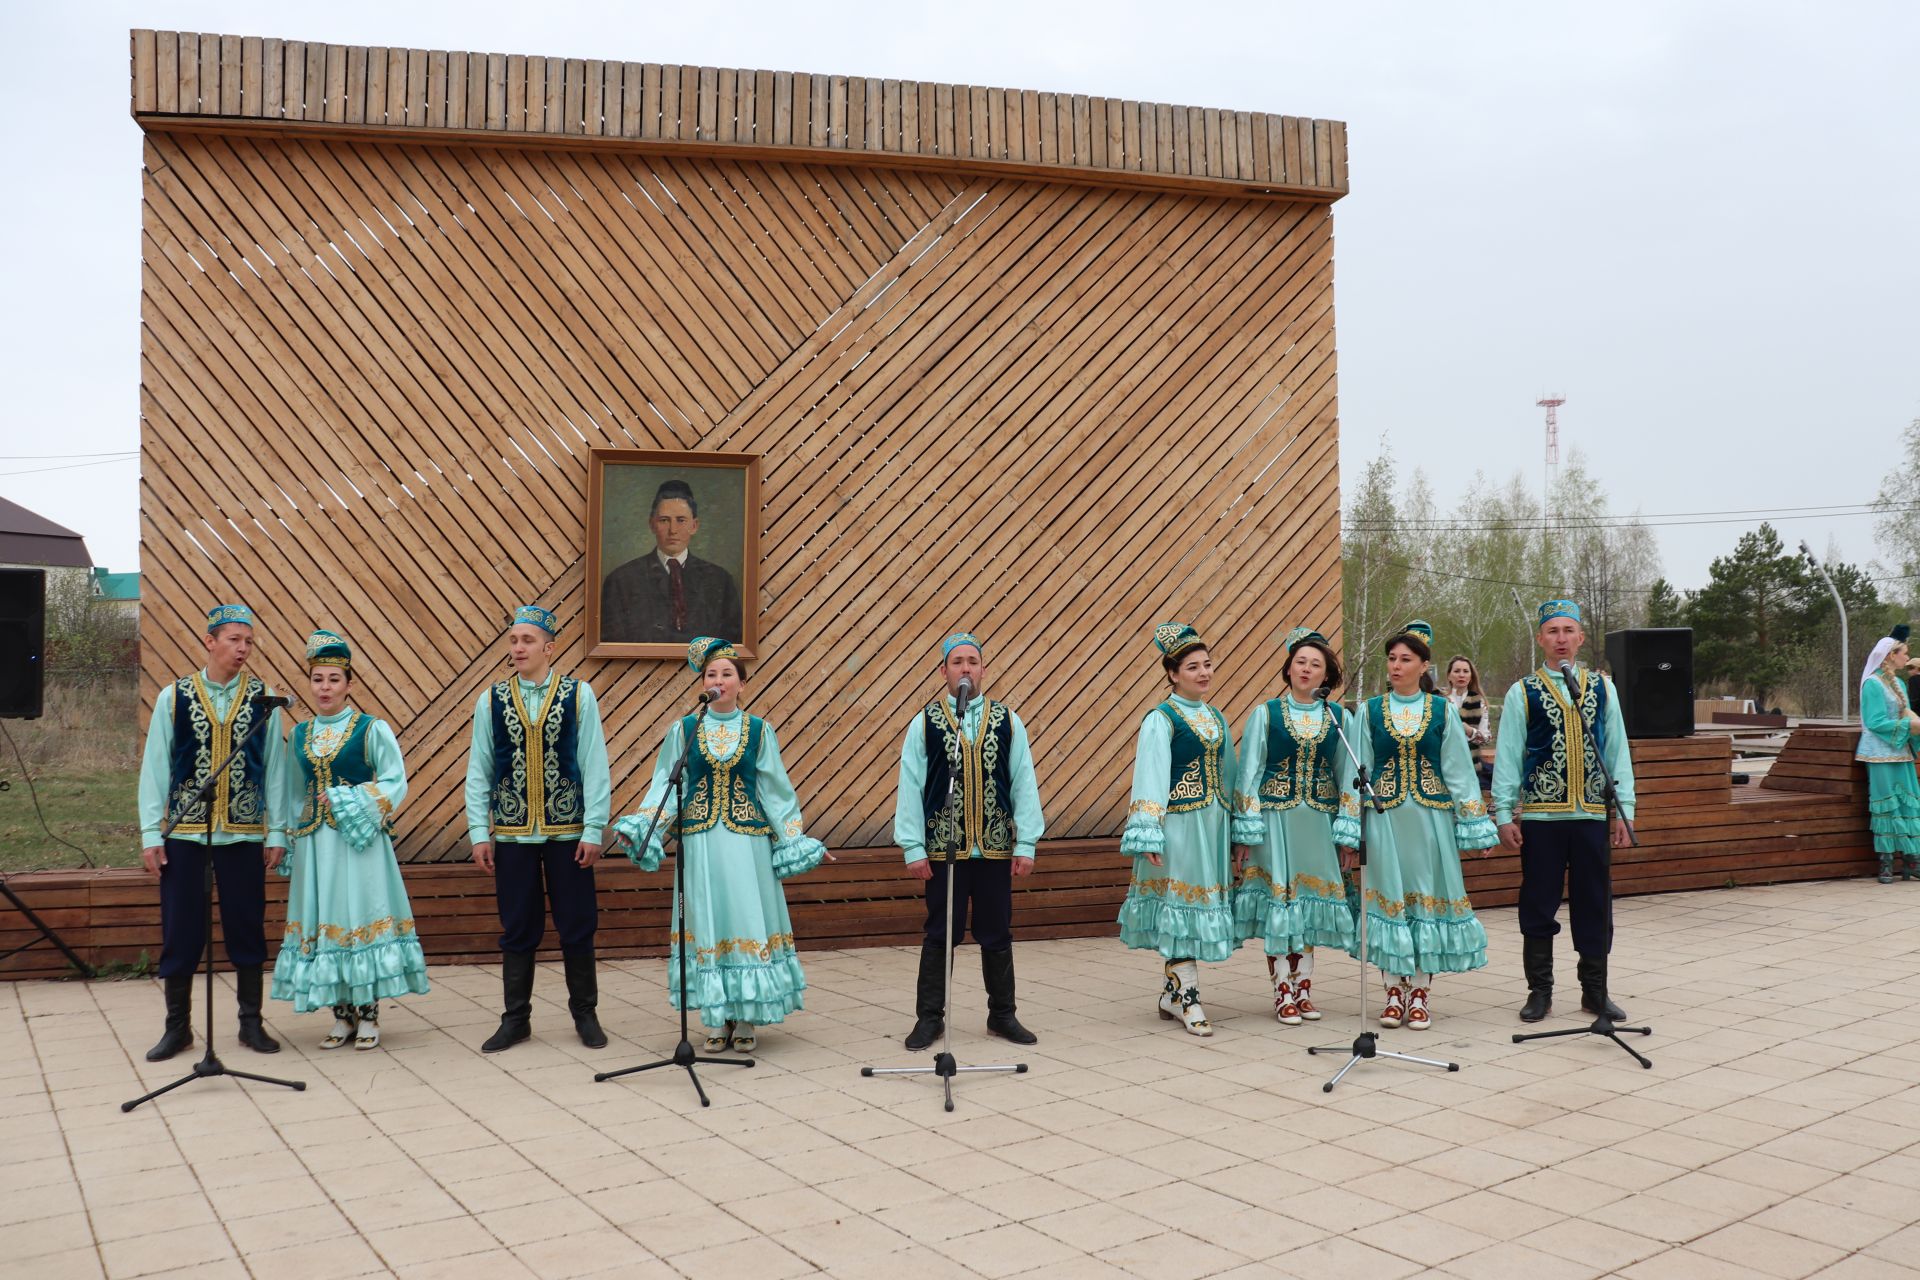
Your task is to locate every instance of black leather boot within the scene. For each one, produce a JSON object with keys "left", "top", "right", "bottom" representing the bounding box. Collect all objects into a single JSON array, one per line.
[
  {"left": 1578, "top": 953, "right": 1627, "bottom": 1021},
  {"left": 982, "top": 948, "right": 1037, "bottom": 1045},
  {"left": 1519, "top": 935, "right": 1553, "bottom": 1023},
  {"left": 904, "top": 942, "right": 945, "bottom": 1051},
  {"left": 481, "top": 951, "right": 536, "bottom": 1052},
  {"left": 234, "top": 965, "right": 281, "bottom": 1053},
  {"left": 563, "top": 949, "right": 607, "bottom": 1049},
  {"left": 146, "top": 973, "right": 194, "bottom": 1061}
]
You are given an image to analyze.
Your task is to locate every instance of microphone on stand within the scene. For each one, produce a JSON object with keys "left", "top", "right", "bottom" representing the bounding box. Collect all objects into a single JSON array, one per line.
[
  {"left": 1558, "top": 660, "right": 1583, "bottom": 701},
  {"left": 250, "top": 694, "right": 292, "bottom": 710},
  {"left": 955, "top": 676, "right": 975, "bottom": 719},
  {"left": 696, "top": 689, "right": 719, "bottom": 704}
]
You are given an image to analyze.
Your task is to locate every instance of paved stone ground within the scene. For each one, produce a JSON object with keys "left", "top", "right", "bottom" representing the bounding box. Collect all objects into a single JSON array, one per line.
[{"left": 6, "top": 879, "right": 1920, "bottom": 1279}]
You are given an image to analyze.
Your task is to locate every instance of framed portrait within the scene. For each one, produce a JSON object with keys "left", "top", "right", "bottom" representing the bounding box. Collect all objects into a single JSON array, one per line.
[{"left": 585, "top": 448, "right": 761, "bottom": 660}]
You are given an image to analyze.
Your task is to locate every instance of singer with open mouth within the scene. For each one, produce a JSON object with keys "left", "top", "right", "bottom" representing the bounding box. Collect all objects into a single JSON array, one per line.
[
  {"left": 892, "top": 631, "right": 1046, "bottom": 1050},
  {"left": 1492, "top": 599, "right": 1635, "bottom": 1024},
  {"left": 1118, "top": 623, "right": 1241, "bottom": 1037},
  {"left": 1334, "top": 621, "right": 1497, "bottom": 1031},
  {"left": 268, "top": 630, "right": 431, "bottom": 1050},
  {"left": 1230, "top": 627, "right": 1358, "bottom": 1026},
  {"left": 614, "top": 637, "right": 827, "bottom": 1054},
  {"left": 136, "top": 603, "right": 290, "bottom": 1062}
]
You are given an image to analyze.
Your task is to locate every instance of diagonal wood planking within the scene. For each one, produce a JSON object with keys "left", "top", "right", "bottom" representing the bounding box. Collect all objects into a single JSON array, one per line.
[{"left": 140, "top": 132, "right": 1342, "bottom": 860}]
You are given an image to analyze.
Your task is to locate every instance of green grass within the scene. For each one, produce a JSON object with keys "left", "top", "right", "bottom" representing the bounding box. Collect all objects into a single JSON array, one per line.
[{"left": 0, "top": 767, "right": 141, "bottom": 873}]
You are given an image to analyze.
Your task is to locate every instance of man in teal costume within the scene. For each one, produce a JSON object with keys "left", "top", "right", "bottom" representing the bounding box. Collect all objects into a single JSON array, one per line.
[
  {"left": 466, "top": 606, "right": 613, "bottom": 1050},
  {"left": 137, "top": 604, "right": 288, "bottom": 1060},
  {"left": 893, "top": 632, "right": 1046, "bottom": 1049},
  {"left": 1493, "top": 599, "right": 1635, "bottom": 1023}
]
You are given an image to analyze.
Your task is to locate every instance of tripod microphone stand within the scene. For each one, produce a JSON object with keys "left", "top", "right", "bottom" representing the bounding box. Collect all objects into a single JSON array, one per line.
[
  {"left": 1307, "top": 691, "right": 1460, "bottom": 1091},
  {"left": 1512, "top": 664, "right": 1654, "bottom": 1069},
  {"left": 595, "top": 698, "right": 753, "bottom": 1107},
  {"left": 124, "top": 697, "right": 305, "bottom": 1111},
  {"left": 860, "top": 680, "right": 1027, "bottom": 1112}
]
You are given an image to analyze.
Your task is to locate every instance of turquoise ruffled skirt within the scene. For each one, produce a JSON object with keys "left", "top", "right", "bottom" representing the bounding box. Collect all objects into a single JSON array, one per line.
[
  {"left": 1232, "top": 806, "right": 1356, "bottom": 955},
  {"left": 1118, "top": 806, "right": 1239, "bottom": 962},
  {"left": 1343, "top": 804, "right": 1488, "bottom": 977},
  {"left": 1866, "top": 761, "right": 1920, "bottom": 858},
  {"left": 270, "top": 816, "right": 431, "bottom": 1013}
]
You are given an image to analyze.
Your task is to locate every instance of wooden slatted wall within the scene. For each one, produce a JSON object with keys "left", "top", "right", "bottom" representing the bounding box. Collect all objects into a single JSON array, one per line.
[{"left": 132, "top": 30, "right": 1349, "bottom": 864}]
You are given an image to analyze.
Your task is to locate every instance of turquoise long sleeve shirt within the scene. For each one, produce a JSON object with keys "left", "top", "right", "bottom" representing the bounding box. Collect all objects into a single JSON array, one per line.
[
  {"left": 894, "top": 695, "right": 1045, "bottom": 864},
  {"left": 464, "top": 671, "right": 612, "bottom": 845},
  {"left": 137, "top": 669, "right": 288, "bottom": 848},
  {"left": 1490, "top": 667, "right": 1635, "bottom": 826}
]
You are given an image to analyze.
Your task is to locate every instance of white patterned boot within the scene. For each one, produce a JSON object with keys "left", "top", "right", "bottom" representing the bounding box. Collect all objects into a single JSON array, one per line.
[
  {"left": 1266, "top": 955, "right": 1300, "bottom": 1025},
  {"left": 1157, "top": 960, "right": 1212, "bottom": 1037},
  {"left": 1291, "top": 950, "right": 1321, "bottom": 1021}
]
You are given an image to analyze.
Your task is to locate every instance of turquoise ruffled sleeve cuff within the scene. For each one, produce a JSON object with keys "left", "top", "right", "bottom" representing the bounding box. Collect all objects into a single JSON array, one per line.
[
  {"left": 274, "top": 850, "right": 293, "bottom": 880},
  {"left": 770, "top": 835, "right": 827, "bottom": 880},
  {"left": 1332, "top": 813, "right": 1363, "bottom": 848},
  {"left": 1120, "top": 813, "right": 1165, "bottom": 857},
  {"left": 611, "top": 813, "right": 665, "bottom": 872},
  {"left": 324, "top": 785, "right": 386, "bottom": 851},
  {"left": 1455, "top": 814, "right": 1499, "bottom": 850},
  {"left": 1230, "top": 811, "right": 1265, "bottom": 845}
]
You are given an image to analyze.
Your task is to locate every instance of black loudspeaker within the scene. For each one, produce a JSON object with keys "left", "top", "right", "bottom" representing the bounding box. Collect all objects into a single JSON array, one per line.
[
  {"left": 1604, "top": 627, "right": 1693, "bottom": 739},
  {"left": 0, "top": 568, "right": 47, "bottom": 720}
]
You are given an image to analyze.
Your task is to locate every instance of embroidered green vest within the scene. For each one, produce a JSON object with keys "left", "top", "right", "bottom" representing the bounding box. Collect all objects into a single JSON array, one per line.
[
  {"left": 1258, "top": 698, "right": 1343, "bottom": 814},
  {"left": 1366, "top": 694, "right": 1454, "bottom": 811},
  {"left": 488, "top": 676, "right": 585, "bottom": 838},
  {"left": 1520, "top": 667, "right": 1609, "bottom": 815},
  {"left": 680, "top": 714, "right": 773, "bottom": 837},
  {"left": 1160, "top": 701, "right": 1228, "bottom": 813},
  {"left": 165, "top": 673, "right": 269, "bottom": 836},
  {"left": 923, "top": 699, "right": 1016, "bottom": 859},
  {"left": 289, "top": 712, "right": 385, "bottom": 838}
]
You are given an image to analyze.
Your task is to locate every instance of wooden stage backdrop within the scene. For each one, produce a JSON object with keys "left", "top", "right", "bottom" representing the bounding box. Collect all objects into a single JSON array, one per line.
[{"left": 128, "top": 28, "right": 1349, "bottom": 867}]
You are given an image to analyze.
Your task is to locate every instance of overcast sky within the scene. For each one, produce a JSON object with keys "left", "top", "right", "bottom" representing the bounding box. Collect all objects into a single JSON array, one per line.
[{"left": 2, "top": 1, "right": 1915, "bottom": 590}]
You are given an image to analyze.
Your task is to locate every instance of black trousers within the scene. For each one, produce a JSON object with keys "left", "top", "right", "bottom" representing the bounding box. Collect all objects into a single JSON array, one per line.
[
  {"left": 495, "top": 840, "right": 598, "bottom": 953},
  {"left": 157, "top": 839, "right": 267, "bottom": 978},
  {"left": 923, "top": 857, "right": 1013, "bottom": 951},
  {"left": 1518, "top": 819, "right": 1613, "bottom": 956}
]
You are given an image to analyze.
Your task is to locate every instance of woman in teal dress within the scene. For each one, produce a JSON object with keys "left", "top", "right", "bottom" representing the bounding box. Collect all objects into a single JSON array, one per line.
[
  {"left": 1232, "top": 627, "right": 1357, "bottom": 1025},
  {"left": 1333, "top": 621, "right": 1496, "bottom": 1031},
  {"left": 269, "top": 631, "right": 431, "bottom": 1050},
  {"left": 1857, "top": 624, "right": 1920, "bottom": 883},
  {"left": 613, "top": 637, "right": 827, "bottom": 1053},
  {"left": 1119, "top": 623, "right": 1240, "bottom": 1037}
]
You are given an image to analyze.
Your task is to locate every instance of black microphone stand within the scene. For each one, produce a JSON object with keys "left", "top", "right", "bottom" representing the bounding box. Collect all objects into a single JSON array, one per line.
[
  {"left": 860, "top": 680, "right": 1027, "bottom": 1111},
  {"left": 595, "top": 697, "right": 753, "bottom": 1107},
  {"left": 1308, "top": 691, "right": 1461, "bottom": 1091},
  {"left": 1512, "top": 663, "right": 1654, "bottom": 1068},
  {"left": 124, "top": 694, "right": 305, "bottom": 1111}
]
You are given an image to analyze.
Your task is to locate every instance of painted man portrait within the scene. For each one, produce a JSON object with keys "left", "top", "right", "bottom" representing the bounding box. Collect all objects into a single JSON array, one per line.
[{"left": 600, "top": 478, "right": 742, "bottom": 644}]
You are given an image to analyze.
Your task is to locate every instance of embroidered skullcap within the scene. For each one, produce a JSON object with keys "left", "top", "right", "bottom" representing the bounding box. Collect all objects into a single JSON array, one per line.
[
  {"left": 512, "top": 605, "right": 559, "bottom": 637},
  {"left": 305, "top": 629, "right": 352, "bottom": 672},
  {"left": 941, "top": 632, "right": 983, "bottom": 660},
  {"left": 1152, "top": 622, "right": 1206, "bottom": 661},
  {"left": 206, "top": 604, "right": 254, "bottom": 632},
  {"left": 687, "top": 636, "right": 741, "bottom": 673},
  {"left": 1398, "top": 619, "right": 1435, "bottom": 647},
  {"left": 1537, "top": 599, "right": 1582, "bottom": 627},
  {"left": 1284, "top": 626, "right": 1327, "bottom": 653}
]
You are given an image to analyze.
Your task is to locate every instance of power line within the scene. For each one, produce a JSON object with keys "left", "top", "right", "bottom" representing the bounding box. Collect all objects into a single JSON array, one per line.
[
  {"left": 1348, "top": 506, "right": 1915, "bottom": 534},
  {"left": 0, "top": 456, "right": 139, "bottom": 478},
  {"left": 0, "top": 450, "right": 137, "bottom": 460}
]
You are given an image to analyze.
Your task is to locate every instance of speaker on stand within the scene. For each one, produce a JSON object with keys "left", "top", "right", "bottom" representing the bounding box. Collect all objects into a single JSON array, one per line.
[
  {"left": 0, "top": 568, "right": 47, "bottom": 721},
  {"left": 1603, "top": 628, "right": 1693, "bottom": 739}
]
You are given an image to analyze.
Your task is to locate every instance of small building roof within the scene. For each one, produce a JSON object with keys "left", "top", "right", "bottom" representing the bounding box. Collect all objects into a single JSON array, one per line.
[
  {"left": 91, "top": 568, "right": 140, "bottom": 602},
  {"left": 0, "top": 495, "right": 92, "bottom": 568}
]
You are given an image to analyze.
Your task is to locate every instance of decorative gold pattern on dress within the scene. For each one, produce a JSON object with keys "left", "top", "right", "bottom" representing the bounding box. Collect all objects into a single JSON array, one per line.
[
  {"left": 284, "top": 914, "right": 417, "bottom": 954},
  {"left": 1163, "top": 702, "right": 1226, "bottom": 814},
  {"left": 1127, "top": 799, "right": 1168, "bottom": 818},
  {"left": 1238, "top": 866, "right": 1346, "bottom": 904},
  {"left": 680, "top": 715, "right": 773, "bottom": 836},
  {"left": 668, "top": 930, "right": 796, "bottom": 963},
  {"left": 1361, "top": 886, "right": 1475, "bottom": 919},
  {"left": 292, "top": 712, "right": 382, "bottom": 837},
  {"left": 1370, "top": 695, "right": 1449, "bottom": 811},
  {"left": 1129, "top": 874, "right": 1226, "bottom": 903},
  {"left": 1258, "top": 700, "right": 1339, "bottom": 813}
]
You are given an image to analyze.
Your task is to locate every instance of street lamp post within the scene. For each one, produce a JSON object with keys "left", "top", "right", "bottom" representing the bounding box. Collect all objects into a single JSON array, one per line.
[{"left": 1802, "top": 541, "right": 1849, "bottom": 722}]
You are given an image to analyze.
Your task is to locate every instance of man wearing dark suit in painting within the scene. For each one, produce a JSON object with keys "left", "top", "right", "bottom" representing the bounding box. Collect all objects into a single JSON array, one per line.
[{"left": 601, "top": 479, "right": 743, "bottom": 644}]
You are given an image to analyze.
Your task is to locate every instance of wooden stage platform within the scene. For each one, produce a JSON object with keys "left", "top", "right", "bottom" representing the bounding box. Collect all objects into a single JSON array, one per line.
[{"left": 0, "top": 729, "right": 1879, "bottom": 980}]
